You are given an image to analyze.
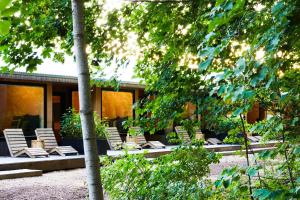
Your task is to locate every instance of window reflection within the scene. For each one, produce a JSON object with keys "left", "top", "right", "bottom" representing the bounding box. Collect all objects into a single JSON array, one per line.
[
  {"left": 102, "top": 91, "right": 133, "bottom": 120},
  {"left": 0, "top": 84, "right": 44, "bottom": 136}
]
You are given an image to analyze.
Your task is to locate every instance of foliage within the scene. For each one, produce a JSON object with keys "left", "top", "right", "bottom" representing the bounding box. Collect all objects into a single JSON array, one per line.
[
  {"left": 101, "top": 144, "right": 220, "bottom": 200},
  {"left": 165, "top": 131, "right": 181, "bottom": 144},
  {"left": 223, "top": 128, "right": 244, "bottom": 144},
  {"left": 212, "top": 143, "right": 300, "bottom": 200},
  {"left": 60, "top": 108, "right": 107, "bottom": 139},
  {"left": 1, "top": 0, "right": 300, "bottom": 199},
  {"left": 122, "top": 117, "right": 143, "bottom": 136},
  {"left": 212, "top": 166, "right": 250, "bottom": 199},
  {"left": 0, "top": 0, "right": 16, "bottom": 35},
  {"left": 164, "top": 119, "right": 200, "bottom": 144},
  {"left": 180, "top": 118, "right": 200, "bottom": 137},
  {"left": 207, "top": 116, "right": 240, "bottom": 134},
  {"left": 223, "top": 119, "right": 251, "bottom": 144}
]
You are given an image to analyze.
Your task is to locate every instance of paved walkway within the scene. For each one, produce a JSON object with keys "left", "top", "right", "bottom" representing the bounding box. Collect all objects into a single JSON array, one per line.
[{"left": 0, "top": 155, "right": 252, "bottom": 200}]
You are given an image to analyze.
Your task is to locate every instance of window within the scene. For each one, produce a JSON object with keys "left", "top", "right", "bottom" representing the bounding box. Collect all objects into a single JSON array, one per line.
[
  {"left": 101, "top": 90, "right": 134, "bottom": 121},
  {"left": 0, "top": 84, "right": 45, "bottom": 136}
]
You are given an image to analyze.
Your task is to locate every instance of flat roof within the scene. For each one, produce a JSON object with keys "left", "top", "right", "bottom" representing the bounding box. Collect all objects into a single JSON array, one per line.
[{"left": 0, "top": 72, "right": 145, "bottom": 89}]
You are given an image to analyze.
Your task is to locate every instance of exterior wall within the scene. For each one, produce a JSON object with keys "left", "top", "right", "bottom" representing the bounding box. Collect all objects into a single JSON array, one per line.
[
  {"left": 247, "top": 102, "right": 266, "bottom": 124},
  {"left": 134, "top": 89, "right": 139, "bottom": 119},
  {"left": 47, "top": 83, "right": 53, "bottom": 128},
  {"left": 0, "top": 77, "right": 145, "bottom": 134}
]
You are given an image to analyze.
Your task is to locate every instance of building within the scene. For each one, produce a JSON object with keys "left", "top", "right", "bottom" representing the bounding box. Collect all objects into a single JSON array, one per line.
[
  {"left": 0, "top": 72, "right": 145, "bottom": 140},
  {"left": 0, "top": 71, "right": 265, "bottom": 142}
]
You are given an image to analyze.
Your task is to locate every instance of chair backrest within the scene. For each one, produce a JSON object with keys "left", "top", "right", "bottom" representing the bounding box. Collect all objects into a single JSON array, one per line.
[
  {"left": 3, "top": 129, "right": 28, "bottom": 157},
  {"left": 35, "top": 128, "right": 58, "bottom": 151},
  {"left": 105, "top": 127, "right": 123, "bottom": 150},
  {"left": 174, "top": 126, "right": 191, "bottom": 142},
  {"left": 130, "top": 127, "right": 147, "bottom": 145}
]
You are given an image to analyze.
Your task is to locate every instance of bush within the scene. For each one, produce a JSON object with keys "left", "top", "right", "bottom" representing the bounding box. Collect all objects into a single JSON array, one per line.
[
  {"left": 60, "top": 108, "right": 107, "bottom": 139},
  {"left": 101, "top": 144, "right": 220, "bottom": 199},
  {"left": 211, "top": 143, "right": 300, "bottom": 200}
]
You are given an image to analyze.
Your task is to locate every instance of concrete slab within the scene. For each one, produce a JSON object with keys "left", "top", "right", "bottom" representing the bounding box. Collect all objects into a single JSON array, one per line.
[
  {"left": 0, "top": 169, "right": 42, "bottom": 180},
  {"left": 0, "top": 142, "right": 278, "bottom": 172},
  {"left": 220, "top": 147, "right": 276, "bottom": 156},
  {"left": 0, "top": 155, "right": 85, "bottom": 172},
  {"left": 107, "top": 142, "right": 278, "bottom": 158}
]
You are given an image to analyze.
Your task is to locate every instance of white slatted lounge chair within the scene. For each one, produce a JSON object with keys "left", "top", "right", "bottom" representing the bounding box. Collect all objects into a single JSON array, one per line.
[
  {"left": 254, "top": 136, "right": 263, "bottom": 141},
  {"left": 4, "top": 129, "right": 49, "bottom": 158},
  {"left": 248, "top": 135, "right": 260, "bottom": 143},
  {"left": 175, "top": 126, "right": 214, "bottom": 145},
  {"left": 131, "top": 127, "right": 166, "bottom": 149},
  {"left": 206, "top": 138, "right": 223, "bottom": 145},
  {"left": 194, "top": 129, "right": 208, "bottom": 145},
  {"left": 174, "top": 126, "right": 192, "bottom": 143},
  {"left": 105, "top": 127, "right": 141, "bottom": 150},
  {"left": 35, "top": 128, "right": 78, "bottom": 156}
]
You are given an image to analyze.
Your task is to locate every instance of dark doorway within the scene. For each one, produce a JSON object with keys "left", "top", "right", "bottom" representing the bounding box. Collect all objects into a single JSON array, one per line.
[{"left": 52, "top": 93, "right": 66, "bottom": 142}]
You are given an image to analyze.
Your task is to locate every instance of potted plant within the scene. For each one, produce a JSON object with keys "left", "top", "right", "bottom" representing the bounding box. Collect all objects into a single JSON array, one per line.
[
  {"left": 123, "top": 118, "right": 143, "bottom": 143},
  {"left": 195, "top": 129, "right": 205, "bottom": 140},
  {"left": 181, "top": 119, "right": 202, "bottom": 140},
  {"left": 60, "top": 108, "right": 109, "bottom": 154},
  {"left": 127, "top": 127, "right": 143, "bottom": 144}
]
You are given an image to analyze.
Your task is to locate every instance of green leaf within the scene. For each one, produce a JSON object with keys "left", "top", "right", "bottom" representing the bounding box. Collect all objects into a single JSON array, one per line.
[
  {"left": 280, "top": 92, "right": 288, "bottom": 101},
  {"left": 240, "top": 186, "right": 248, "bottom": 192},
  {"left": 217, "top": 85, "right": 226, "bottom": 96},
  {"left": 214, "top": 179, "right": 222, "bottom": 188},
  {"left": 233, "top": 108, "right": 243, "bottom": 116},
  {"left": 235, "top": 58, "right": 246, "bottom": 76},
  {"left": 258, "top": 67, "right": 268, "bottom": 81},
  {"left": 200, "top": 47, "right": 215, "bottom": 57},
  {"left": 293, "top": 147, "right": 300, "bottom": 155},
  {"left": 0, "top": 20, "right": 11, "bottom": 35},
  {"left": 223, "top": 179, "right": 231, "bottom": 188},
  {"left": 199, "top": 57, "right": 213, "bottom": 71},
  {"left": 258, "top": 150, "right": 277, "bottom": 160},
  {"left": 291, "top": 117, "right": 299, "bottom": 126},
  {"left": 1, "top": 6, "right": 18, "bottom": 17},
  {"left": 272, "top": 1, "right": 284, "bottom": 14},
  {"left": 204, "top": 32, "right": 216, "bottom": 42},
  {"left": 265, "top": 76, "right": 274, "bottom": 89},
  {"left": 253, "top": 189, "right": 271, "bottom": 200},
  {"left": 232, "top": 86, "right": 244, "bottom": 102},
  {"left": 243, "top": 90, "right": 255, "bottom": 99},
  {"left": 250, "top": 77, "right": 258, "bottom": 87},
  {"left": 275, "top": 123, "right": 283, "bottom": 132},
  {"left": 246, "top": 167, "right": 257, "bottom": 177},
  {"left": 224, "top": 1, "right": 233, "bottom": 11},
  {"left": 0, "top": 0, "right": 11, "bottom": 11},
  {"left": 236, "top": 57, "right": 246, "bottom": 68}
]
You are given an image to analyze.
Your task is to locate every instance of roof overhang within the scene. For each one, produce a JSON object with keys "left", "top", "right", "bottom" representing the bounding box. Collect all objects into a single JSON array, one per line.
[{"left": 0, "top": 72, "right": 145, "bottom": 89}]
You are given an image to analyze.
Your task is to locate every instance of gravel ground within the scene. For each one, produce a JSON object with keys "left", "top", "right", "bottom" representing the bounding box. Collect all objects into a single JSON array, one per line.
[
  {"left": 0, "top": 169, "right": 88, "bottom": 200},
  {"left": 0, "top": 155, "right": 252, "bottom": 200}
]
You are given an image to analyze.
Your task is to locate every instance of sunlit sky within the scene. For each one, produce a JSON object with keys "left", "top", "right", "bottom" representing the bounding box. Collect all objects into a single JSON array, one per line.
[
  {"left": 11, "top": 0, "right": 139, "bottom": 83},
  {"left": 1, "top": 1, "right": 279, "bottom": 82},
  {"left": 14, "top": 56, "right": 138, "bottom": 82}
]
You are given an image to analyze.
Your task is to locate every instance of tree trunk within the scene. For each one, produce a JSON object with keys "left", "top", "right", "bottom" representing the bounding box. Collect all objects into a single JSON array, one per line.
[
  {"left": 240, "top": 114, "right": 253, "bottom": 200},
  {"left": 71, "top": 0, "right": 104, "bottom": 199}
]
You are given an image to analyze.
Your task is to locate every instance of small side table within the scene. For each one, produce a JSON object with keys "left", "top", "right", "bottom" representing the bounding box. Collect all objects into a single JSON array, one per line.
[{"left": 31, "top": 140, "right": 45, "bottom": 149}]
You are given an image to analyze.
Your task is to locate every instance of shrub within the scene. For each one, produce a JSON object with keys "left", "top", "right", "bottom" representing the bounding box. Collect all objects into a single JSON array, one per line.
[
  {"left": 101, "top": 144, "right": 220, "bottom": 199},
  {"left": 60, "top": 108, "right": 107, "bottom": 138}
]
